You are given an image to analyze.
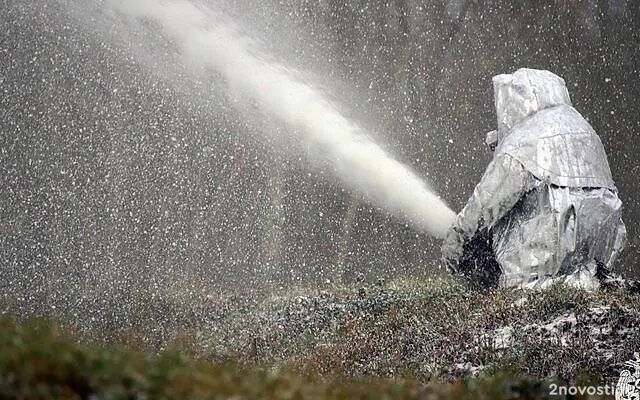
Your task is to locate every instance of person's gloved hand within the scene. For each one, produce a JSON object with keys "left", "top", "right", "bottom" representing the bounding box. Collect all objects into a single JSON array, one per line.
[{"left": 441, "top": 225, "right": 465, "bottom": 273}]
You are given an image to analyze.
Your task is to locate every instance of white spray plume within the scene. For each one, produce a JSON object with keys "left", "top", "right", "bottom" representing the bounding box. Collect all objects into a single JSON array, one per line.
[{"left": 111, "top": 0, "right": 456, "bottom": 238}]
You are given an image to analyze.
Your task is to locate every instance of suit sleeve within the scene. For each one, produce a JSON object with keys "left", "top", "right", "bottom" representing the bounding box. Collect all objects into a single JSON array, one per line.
[{"left": 454, "top": 153, "right": 537, "bottom": 241}]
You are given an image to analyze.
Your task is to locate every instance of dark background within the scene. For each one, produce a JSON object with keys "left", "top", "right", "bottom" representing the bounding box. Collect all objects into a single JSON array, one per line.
[{"left": 1, "top": 0, "right": 638, "bottom": 307}]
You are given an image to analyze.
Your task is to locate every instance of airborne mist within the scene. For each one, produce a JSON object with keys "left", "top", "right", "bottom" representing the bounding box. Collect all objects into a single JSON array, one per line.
[{"left": 109, "top": 0, "right": 455, "bottom": 238}]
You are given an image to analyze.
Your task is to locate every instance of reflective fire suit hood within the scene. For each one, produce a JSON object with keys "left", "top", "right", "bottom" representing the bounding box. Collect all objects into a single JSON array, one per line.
[{"left": 492, "top": 68, "right": 615, "bottom": 189}]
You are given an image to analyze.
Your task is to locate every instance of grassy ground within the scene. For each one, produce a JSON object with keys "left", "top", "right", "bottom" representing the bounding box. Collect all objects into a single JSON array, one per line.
[
  {"left": 1, "top": 274, "right": 638, "bottom": 399},
  {"left": 0, "top": 317, "right": 591, "bottom": 400}
]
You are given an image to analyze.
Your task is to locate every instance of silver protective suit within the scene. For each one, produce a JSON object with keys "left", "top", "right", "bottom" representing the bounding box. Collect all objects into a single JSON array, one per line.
[{"left": 442, "top": 68, "right": 626, "bottom": 289}]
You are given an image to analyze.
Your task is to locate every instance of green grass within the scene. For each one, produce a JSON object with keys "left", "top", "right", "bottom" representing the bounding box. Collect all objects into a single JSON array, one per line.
[
  {"left": 1, "top": 275, "right": 638, "bottom": 399},
  {"left": 0, "top": 317, "right": 571, "bottom": 399}
]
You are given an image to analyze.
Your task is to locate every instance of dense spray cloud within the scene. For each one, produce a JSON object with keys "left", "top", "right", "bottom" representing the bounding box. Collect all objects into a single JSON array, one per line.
[
  {"left": 2, "top": 0, "right": 638, "bottom": 323},
  {"left": 111, "top": 0, "right": 456, "bottom": 238}
]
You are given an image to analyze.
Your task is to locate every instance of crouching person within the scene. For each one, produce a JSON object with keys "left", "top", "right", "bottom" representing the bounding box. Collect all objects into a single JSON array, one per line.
[{"left": 442, "top": 68, "right": 626, "bottom": 290}]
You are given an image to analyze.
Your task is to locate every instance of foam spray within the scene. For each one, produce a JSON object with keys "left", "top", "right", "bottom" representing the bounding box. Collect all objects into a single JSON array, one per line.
[{"left": 111, "top": 0, "right": 456, "bottom": 238}]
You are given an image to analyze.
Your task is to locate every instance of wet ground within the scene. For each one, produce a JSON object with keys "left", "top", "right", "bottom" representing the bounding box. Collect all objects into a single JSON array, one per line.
[{"left": 11, "top": 273, "right": 635, "bottom": 385}]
